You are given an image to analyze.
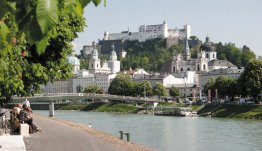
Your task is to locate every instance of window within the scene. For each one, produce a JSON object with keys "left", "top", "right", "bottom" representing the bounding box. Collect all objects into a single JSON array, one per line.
[
  {"left": 187, "top": 68, "right": 190, "bottom": 71},
  {"left": 206, "top": 54, "right": 209, "bottom": 58},
  {"left": 197, "top": 64, "right": 200, "bottom": 71},
  {"left": 181, "top": 68, "right": 183, "bottom": 71},
  {"left": 203, "top": 64, "right": 206, "bottom": 70}
]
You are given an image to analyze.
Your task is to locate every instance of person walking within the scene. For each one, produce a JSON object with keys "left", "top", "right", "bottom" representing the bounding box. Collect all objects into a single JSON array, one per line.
[{"left": 24, "top": 97, "right": 30, "bottom": 108}]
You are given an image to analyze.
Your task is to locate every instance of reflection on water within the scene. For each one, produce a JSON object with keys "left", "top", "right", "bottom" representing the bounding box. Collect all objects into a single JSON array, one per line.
[{"left": 35, "top": 110, "right": 262, "bottom": 151}]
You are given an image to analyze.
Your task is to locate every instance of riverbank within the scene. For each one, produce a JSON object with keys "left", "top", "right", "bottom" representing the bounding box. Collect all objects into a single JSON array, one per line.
[
  {"left": 57, "top": 102, "right": 140, "bottom": 113},
  {"left": 25, "top": 114, "right": 154, "bottom": 151},
  {"left": 198, "top": 104, "right": 262, "bottom": 120}
]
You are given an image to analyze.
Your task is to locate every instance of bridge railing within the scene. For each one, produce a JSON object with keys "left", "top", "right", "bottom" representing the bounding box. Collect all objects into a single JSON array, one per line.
[{"left": 12, "top": 93, "right": 160, "bottom": 102}]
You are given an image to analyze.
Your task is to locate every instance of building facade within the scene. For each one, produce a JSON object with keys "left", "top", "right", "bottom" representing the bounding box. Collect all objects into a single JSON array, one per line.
[{"left": 103, "top": 21, "right": 190, "bottom": 42}]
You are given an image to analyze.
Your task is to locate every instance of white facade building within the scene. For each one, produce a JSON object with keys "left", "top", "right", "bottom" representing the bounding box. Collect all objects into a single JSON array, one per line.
[
  {"left": 103, "top": 21, "right": 190, "bottom": 42},
  {"left": 45, "top": 72, "right": 117, "bottom": 93},
  {"left": 89, "top": 44, "right": 120, "bottom": 74},
  {"left": 172, "top": 37, "right": 218, "bottom": 74}
]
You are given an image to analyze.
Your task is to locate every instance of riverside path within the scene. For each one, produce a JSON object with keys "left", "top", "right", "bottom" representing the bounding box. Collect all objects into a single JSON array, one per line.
[{"left": 24, "top": 114, "right": 153, "bottom": 151}]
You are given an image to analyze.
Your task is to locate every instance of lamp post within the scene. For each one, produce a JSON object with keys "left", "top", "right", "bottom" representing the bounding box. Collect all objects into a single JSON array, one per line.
[
  {"left": 184, "top": 78, "right": 187, "bottom": 104},
  {"left": 144, "top": 84, "right": 146, "bottom": 98}
]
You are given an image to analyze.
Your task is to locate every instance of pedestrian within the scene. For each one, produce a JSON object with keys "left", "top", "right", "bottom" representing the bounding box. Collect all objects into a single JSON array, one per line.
[
  {"left": 24, "top": 97, "right": 30, "bottom": 108},
  {"left": 88, "top": 123, "right": 92, "bottom": 128}
]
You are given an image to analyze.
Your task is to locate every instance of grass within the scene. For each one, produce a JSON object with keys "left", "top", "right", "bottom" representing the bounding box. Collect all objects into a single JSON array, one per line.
[
  {"left": 57, "top": 103, "right": 86, "bottom": 110},
  {"left": 81, "top": 102, "right": 139, "bottom": 113},
  {"left": 198, "top": 104, "right": 262, "bottom": 120}
]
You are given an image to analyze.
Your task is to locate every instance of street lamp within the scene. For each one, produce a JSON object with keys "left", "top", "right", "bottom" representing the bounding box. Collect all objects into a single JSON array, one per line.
[{"left": 184, "top": 77, "right": 187, "bottom": 104}]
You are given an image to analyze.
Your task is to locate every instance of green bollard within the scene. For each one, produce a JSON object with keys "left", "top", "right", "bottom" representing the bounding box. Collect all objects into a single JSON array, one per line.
[
  {"left": 126, "top": 133, "right": 130, "bottom": 142},
  {"left": 119, "top": 131, "right": 123, "bottom": 140}
]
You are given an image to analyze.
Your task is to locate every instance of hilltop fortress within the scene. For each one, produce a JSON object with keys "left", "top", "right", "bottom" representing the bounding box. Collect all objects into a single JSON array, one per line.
[{"left": 103, "top": 21, "right": 190, "bottom": 42}]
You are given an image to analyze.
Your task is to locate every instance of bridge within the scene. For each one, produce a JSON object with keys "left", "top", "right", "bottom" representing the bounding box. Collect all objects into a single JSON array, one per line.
[
  {"left": 11, "top": 93, "right": 160, "bottom": 103},
  {"left": 10, "top": 93, "right": 160, "bottom": 116}
]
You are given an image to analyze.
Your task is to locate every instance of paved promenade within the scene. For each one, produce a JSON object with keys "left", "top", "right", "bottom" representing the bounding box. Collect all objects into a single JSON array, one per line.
[{"left": 24, "top": 114, "right": 153, "bottom": 151}]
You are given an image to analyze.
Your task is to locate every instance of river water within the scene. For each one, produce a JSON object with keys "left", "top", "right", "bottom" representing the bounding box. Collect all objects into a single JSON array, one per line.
[{"left": 35, "top": 110, "right": 262, "bottom": 151}]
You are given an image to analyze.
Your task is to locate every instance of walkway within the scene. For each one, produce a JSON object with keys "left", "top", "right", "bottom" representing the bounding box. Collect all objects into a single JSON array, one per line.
[{"left": 24, "top": 115, "right": 153, "bottom": 151}]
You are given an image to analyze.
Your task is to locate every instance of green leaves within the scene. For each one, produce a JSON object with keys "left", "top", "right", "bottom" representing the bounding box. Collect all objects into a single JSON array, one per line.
[
  {"left": 0, "top": 21, "right": 11, "bottom": 57},
  {"left": 36, "top": 0, "right": 58, "bottom": 35}
]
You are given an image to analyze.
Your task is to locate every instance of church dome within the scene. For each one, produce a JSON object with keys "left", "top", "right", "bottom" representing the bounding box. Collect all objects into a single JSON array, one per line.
[
  {"left": 91, "top": 48, "right": 99, "bottom": 59},
  {"left": 92, "top": 48, "right": 98, "bottom": 56},
  {"left": 110, "top": 50, "right": 117, "bottom": 60},
  {"left": 200, "top": 36, "right": 216, "bottom": 52},
  {"left": 67, "top": 56, "right": 80, "bottom": 66}
]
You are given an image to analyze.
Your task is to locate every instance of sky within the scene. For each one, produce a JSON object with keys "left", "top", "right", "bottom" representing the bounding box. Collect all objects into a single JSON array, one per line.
[{"left": 73, "top": 0, "right": 262, "bottom": 56}]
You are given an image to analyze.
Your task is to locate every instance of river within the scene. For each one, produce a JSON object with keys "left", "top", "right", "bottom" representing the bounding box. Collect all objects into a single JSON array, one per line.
[{"left": 35, "top": 110, "right": 262, "bottom": 151}]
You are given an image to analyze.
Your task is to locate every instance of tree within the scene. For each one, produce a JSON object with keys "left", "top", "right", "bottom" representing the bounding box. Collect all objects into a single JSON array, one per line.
[
  {"left": 136, "top": 81, "right": 153, "bottom": 97},
  {"left": 0, "top": 0, "right": 104, "bottom": 103},
  {"left": 152, "top": 83, "right": 166, "bottom": 97},
  {"left": 0, "top": 0, "right": 105, "bottom": 55},
  {"left": 241, "top": 45, "right": 256, "bottom": 66},
  {"left": 169, "top": 86, "right": 180, "bottom": 100},
  {"left": 76, "top": 85, "right": 83, "bottom": 93},
  {"left": 203, "top": 78, "right": 215, "bottom": 96},
  {"left": 239, "top": 60, "right": 262, "bottom": 101},
  {"left": 169, "top": 44, "right": 184, "bottom": 55},
  {"left": 84, "top": 84, "right": 102, "bottom": 94},
  {"left": 190, "top": 35, "right": 198, "bottom": 40},
  {"left": 108, "top": 74, "right": 133, "bottom": 96}
]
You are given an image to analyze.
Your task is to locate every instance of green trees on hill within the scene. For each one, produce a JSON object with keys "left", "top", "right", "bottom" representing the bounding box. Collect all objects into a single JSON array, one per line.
[
  {"left": 215, "top": 43, "right": 256, "bottom": 67},
  {"left": 121, "top": 38, "right": 173, "bottom": 71}
]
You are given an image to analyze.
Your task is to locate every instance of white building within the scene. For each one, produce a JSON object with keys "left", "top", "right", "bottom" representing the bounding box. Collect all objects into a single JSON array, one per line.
[
  {"left": 89, "top": 44, "right": 120, "bottom": 74},
  {"left": 133, "top": 71, "right": 199, "bottom": 99},
  {"left": 72, "top": 73, "right": 117, "bottom": 93},
  {"left": 125, "top": 68, "right": 150, "bottom": 79},
  {"left": 172, "top": 37, "right": 219, "bottom": 74},
  {"left": 45, "top": 44, "right": 120, "bottom": 94},
  {"left": 103, "top": 21, "right": 190, "bottom": 42}
]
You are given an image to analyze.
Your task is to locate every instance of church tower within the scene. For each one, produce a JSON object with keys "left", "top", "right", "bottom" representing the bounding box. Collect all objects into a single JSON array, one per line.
[
  {"left": 108, "top": 43, "right": 120, "bottom": 73},
  {"left": 183, "top": 38, "right": 191, "bottom": 60},
  {"left": 89, "top": 48, "right": 101, "bottom": 74}
]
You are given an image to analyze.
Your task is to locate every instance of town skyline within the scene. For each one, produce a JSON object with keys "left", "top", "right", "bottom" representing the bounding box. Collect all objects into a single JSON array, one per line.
[{"left": 73, "top": 0, "right": 262, "bottom": 56}]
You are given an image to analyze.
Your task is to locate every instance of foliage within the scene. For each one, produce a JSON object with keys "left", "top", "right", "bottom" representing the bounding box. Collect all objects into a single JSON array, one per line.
[
  {"left": 121, "top": 38, "right": 172, "bottom": 71},
  {"left": 0, "top": 0, "right": 104, "bottom": 102},
  {"left": 136, "top": 81, "right": 153, "bottom": 97},
  {"left": 76, "top": 85, "right": 83, "bottom": 93},
  {"left": 168, "top": 43, "right": 184, "bottom": 55},
  {"left": 169, "top": 86, "right": 180, "bottom": 98},
  {"left": 82, "top": 102, "right": 139, "bottom": 113},
  {"left": 240, "top": 45, "right": 256, "bottom": 66},
  {"left": 239, "top": 59, "right": 262, "bottom": 100},
  {"left": 204, "top": 76, "right": 238, "bottom": 99},
  {"left": 216, "top": 42, "right": 256, "bottom": 67},
  {"left": 80, "top": 58, "right": 89, "bottom": 69},
  {"left": 84, "top": 84, "right": 102, "bottom": 94},
  {"left": 108, "top": 74, "right": 134, "bottom": 96},
  {"left": 57, "top": 103, "right": 86, "bottom": 110},
  {"left": 152, "top": 82, "right": 166, "bottom": 96},
  {"left": 0, "top": 0, "right": 105, "bottom": 55},
  {"left": 203, "top": 78, "right": 215, "bottom": 95}
]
